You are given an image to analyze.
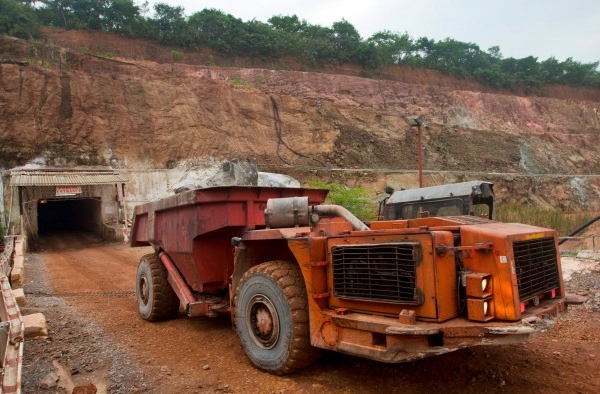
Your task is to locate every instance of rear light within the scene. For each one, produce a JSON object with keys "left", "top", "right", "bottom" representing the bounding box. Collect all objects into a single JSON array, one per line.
[
  {"left": 465, "top": 273, "right": 492, "bottom": 298},
  {"left": 467, "top": 298, "right": 494, "bottom": 322},
  {"left": 465, "top": 272, "right": 494, "bottom": 322}
]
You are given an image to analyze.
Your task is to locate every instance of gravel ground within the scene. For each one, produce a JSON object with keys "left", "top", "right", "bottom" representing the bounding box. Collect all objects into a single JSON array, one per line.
[{"left": 22, "top": 249, "right": 151, "bottom": 393}]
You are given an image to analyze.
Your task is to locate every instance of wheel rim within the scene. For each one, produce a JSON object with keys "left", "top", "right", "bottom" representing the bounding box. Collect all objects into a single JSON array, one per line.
[
  {"left": 139, "top": 273, "right": 150, "bottom": 305},
  {"left": 246, "top": 294, "right": 280, "bottom": 349}
]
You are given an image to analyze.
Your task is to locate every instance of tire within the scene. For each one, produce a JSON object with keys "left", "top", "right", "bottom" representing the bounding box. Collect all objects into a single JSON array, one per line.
[
  {"left": 136, "top": 253, "right": 180, "bottom": 321},
  {"left": 234, "top": 260, "right": 321, "bottom": 375}
]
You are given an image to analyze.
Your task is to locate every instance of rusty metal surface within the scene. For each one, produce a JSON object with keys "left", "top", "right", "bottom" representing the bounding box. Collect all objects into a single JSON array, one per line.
[
  {"left": 9, "top": 170, "right": 126, "bottom": 186},
  {"left": 159, "top": 252, "right": 193, "bottom": 309},
  {"left": 130, "top": 187, "right": 328, "bottom": 294},
  {"left": 131, "top": 186, "right": 328, "bottom": 217},
  {"left": 312, "top": 297, "right": 566, "bottom": 363}
]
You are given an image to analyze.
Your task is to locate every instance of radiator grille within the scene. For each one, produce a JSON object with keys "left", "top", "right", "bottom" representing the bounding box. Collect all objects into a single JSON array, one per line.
[
  {"left": 513, "top": 237, "right": 560, "bottom": 301},
  {"left": 332, "top": 242, "right": 421, "bottom": 304}
]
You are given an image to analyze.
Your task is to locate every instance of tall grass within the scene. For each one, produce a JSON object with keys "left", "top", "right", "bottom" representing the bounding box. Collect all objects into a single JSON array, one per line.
[{"left": 494, "top": 203, "right": 592, "bottom": 236}]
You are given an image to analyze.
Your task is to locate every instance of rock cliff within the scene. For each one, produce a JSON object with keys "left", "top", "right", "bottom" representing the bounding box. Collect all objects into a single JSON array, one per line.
[{"left": 1, "top": 33, "right": 599, "bottom": 210}]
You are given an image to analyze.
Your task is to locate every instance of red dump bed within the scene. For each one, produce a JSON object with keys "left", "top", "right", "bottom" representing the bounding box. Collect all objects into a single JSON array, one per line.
[{"left": 130, "top": 186, "right": 328, "bottom": 292}]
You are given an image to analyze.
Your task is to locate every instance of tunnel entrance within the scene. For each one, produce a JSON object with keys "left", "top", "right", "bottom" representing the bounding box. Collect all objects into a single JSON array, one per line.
[
  {"left": 37, "top": 198, "right": 102, "bottom": 234},
  {"left": 8, "top": 169, "right": 128, "bottom": 245}
]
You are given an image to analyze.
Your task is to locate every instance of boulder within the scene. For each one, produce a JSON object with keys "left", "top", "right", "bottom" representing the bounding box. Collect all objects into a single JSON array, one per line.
[
  {"left": 257, "top": 172, "right": 301, "bottom": 187},
  {"left": 173, "top": 159, "right": 258, "bottom": 193},
  {"left": 23, "top": 312, "right": 49, "bottom": 339},
  {"left": 173, "top": 159, "right": 301, "bottom": 192}
]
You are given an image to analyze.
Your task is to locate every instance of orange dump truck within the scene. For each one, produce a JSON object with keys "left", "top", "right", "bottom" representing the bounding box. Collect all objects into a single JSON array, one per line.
[{"left": 130, "top": 186, "right": 580, "bottom": 375}]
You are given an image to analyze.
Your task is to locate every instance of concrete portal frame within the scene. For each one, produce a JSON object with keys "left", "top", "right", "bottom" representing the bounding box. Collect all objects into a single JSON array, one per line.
[{"left": 5, "top": 169, "right": 128, "bottom": 247}]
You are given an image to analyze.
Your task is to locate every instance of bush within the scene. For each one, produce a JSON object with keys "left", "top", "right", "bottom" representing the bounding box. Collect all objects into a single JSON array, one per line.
[{"left": 307, "top": 181, "right": 376, "bottom": 220}]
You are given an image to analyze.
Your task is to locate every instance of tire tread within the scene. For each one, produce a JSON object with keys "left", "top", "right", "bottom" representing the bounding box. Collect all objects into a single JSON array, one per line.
[
  {"left": 234, "top": 260, "right": 321, "bottom": 375},
  {"left": 137, "top": 253, "right": 180, "bottom": 322}
]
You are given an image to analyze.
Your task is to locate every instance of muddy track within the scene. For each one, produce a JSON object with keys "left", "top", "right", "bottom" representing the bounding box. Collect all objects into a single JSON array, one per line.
[{"left": 21, "top": 232, "right": 600, "bottom": 393}]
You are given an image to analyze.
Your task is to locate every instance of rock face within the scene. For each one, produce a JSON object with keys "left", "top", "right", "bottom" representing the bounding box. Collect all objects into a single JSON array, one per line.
[{"left": 1, "top": 33, "right": 600, "bottom": 210}]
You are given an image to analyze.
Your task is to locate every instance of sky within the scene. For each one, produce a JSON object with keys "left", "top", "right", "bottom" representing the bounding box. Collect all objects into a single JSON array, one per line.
[{"left": 144, "top": 0, "right": 600, "bottom": 65}]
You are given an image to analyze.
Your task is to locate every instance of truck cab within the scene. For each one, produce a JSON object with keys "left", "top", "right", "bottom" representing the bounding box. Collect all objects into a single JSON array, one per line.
[{"left": 381, "top": 181, "right": 494, "bottom": 220}]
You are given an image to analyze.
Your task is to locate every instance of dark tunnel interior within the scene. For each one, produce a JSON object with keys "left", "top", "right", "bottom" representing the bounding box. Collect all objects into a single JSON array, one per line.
[{"left": 37, "top": 198, "right": 102, "bottom": 234}]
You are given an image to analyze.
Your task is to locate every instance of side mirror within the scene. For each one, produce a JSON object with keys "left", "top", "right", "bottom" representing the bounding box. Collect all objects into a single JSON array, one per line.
[{"left": 384, "top": 186, "right": 394, "bottom": 195}]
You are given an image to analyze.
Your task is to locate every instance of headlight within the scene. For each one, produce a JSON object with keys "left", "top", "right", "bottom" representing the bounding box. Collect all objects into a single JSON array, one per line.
[
  {"left": 467, "top": 298, "right": 494, "bottom": 322},
  {"left": 466, "top": 273, "right": 492, "bottom": 298},
  {"left": 465, "top": 273, "right": 494, "bottom": 322}
]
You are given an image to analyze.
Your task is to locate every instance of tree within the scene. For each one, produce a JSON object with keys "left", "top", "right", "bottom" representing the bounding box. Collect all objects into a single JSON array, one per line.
[
  {"left": 299, "top": 23, "right": 335, "bottom": 64},
  {"left": 151, "top": 2, "right": 186, "bottom": 45},
  {"left": 0, "top": 0, "right": 40, "bottom": 39},
  {"left": 560, "top": 58, "right": 600, "bottom": 86},
  {"left": 187, "top": 9, "right": 244, "bottom": 53},
  {"left": 240, "top": 19, "right": 281, "bottom": 58},
  {"left": 367, "top": 30, "right": 413, "bottom": 64},
  {"left": 268, "top": 14, "right": 307, "bottom": 34},
  {"left": 103, "top": 0, "right": 141, "bottom": 33},
  {"left": 331, "top": 19, "right": 361, "bottom": 63}
]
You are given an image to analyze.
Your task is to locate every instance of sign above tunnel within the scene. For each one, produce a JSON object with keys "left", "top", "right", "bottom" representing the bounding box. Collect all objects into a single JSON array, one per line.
[{"left": 55, "top": 186, "right": 82, "bottom": 196}]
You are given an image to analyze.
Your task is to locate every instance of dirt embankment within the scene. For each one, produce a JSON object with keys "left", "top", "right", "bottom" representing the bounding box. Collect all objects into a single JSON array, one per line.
[{"left": 1, "top": 32, "right": 600, "bottom": 210}]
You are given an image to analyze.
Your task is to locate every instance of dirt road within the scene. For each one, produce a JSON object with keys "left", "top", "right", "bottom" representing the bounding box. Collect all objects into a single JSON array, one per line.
[{"left": 21, "top": 233, "right": 600, "bottom": 393}]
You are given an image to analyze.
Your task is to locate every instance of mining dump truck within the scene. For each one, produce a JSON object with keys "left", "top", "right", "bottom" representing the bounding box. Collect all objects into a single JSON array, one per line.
[{"left": 130, "top": 186, "right": 579, "bottom": 375}]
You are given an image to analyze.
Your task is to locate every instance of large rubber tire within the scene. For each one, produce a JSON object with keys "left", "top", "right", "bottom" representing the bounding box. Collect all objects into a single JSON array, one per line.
[
  {"left": 234, "top": 260, "right": 321, "bottom": 375},
  {"left": 136, "top": 253, "right": 180, "bottom": 322}
]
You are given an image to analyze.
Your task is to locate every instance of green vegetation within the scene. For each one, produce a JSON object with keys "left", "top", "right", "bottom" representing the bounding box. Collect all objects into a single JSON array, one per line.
[
  {"left": 96, "top": 51, "right": 117, "bottom": 59},
  {"left": 494, "top": 203, "right": 591, "bottom": 236},
  {"left": 228, "top": 77, "right": 251, "bottom": 87},
  {"left": 1, "top": 1, "right": 599, "bottom": 89},
  {"left": 170, "top": 50, "right": 181, "bottom": 61},
  {"left": 308, "top": 181, "right": 377, "bottom": 220},
  {"left": 0, "top": 0, "right": 41, "bottom": 39}
]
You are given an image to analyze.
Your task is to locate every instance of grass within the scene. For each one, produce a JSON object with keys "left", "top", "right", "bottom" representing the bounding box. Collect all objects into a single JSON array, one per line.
[
  {"left": 494, "top": 203, "right": 592, "bottom": 236},
  {"left": 307, "top": 181, "right": 377, "bottom": 221},
  {"left": 96, "top": 51, "right": 117, "bottom": 59},
  {"left": 228, "top": 77, "right": 252, "bottom": 87}
]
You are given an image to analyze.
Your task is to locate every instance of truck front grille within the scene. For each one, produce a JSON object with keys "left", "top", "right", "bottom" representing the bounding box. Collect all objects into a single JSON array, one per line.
[
  {"left": 331, "top": 242, "right": 421, "bottom": 304},
  {"left": 513, "top": 237, "right": 560, "bottom": 302}
]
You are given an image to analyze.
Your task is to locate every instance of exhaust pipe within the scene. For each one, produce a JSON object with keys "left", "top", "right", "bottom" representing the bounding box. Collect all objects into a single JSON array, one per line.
[
  {"left": 312, "top": 204, "right": 370, "bottom": 231},
  {"left": 265, "top": 198, "right": 370, "bottom": 231}
]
